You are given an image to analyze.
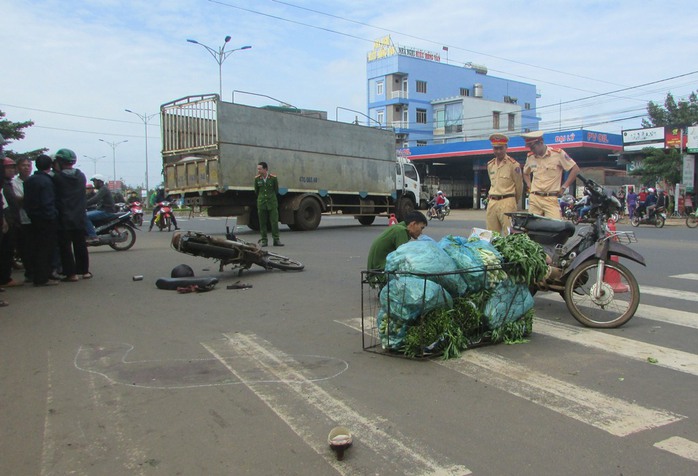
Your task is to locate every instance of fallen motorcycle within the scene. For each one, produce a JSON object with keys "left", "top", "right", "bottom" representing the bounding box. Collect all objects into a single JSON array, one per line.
[
  {"left": 87, "top": 211, "right": 137, "bottom": 251},
  {"left": 171, "top": 229, "right": 304, "bottom": 274},
  {"left": 506, "top": 174, "right": 645, "bottom": 328}
]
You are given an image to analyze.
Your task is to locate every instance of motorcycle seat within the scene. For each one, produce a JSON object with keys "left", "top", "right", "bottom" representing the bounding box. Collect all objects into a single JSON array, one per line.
[{"left": 523, "top": 217, "right": 576, "bottom": 235}]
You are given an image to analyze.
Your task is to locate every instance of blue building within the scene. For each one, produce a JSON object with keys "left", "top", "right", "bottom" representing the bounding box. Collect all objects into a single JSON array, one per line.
[{"left": 366, "top": 35, "right": 540, "bottom": 148}]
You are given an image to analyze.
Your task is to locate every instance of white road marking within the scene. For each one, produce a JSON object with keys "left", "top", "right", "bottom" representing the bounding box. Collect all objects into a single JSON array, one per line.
[
  {"left": 654, "top": 436, "right": 698, "bottom": 462},
  {"left": 337, "top": 318, "right": 683, "bottom": 437},
  {"left": 670, "top": 273, "right": 698, "bottom": 281},
  {"left": 438, "top": 353, "right": 682, "bottom": 437},
  {"left": 640, "top": 285, "right": 698, "bottom": 302},
  {"left": 203, "top": 333, "right": 471, "bottom": 476},
  {"left": 533, "top": 319, "right": 698, "bottom": 377},
  {"left": 537, "top": 293, "right": 698, "bottom": 330}
]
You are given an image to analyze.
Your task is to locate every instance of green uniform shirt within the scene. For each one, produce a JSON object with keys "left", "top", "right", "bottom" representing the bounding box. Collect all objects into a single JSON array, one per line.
[
  {"left": 254, "top": 173, "right": 279, "bottom": 210},
  {"left": 366, "top": 222, "right": 410, "bottom": 271}
]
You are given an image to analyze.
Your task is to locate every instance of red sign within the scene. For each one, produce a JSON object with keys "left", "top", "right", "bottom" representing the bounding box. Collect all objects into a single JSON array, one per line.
[{"left": 665, "top": 127, "right": 687, "bottom": 149}]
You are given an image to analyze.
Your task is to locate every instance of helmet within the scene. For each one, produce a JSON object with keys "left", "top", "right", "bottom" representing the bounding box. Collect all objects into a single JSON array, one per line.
[
  {"left": 158, "top": 185, "right": 165, "bottom": 190},
  {"left": 648, "top": 187, "right": 655, "bottom": 193},
  {"left": 90, "top": 173, "right": 106, "bottom": 183},
  {"left": 171, "top": 264, "right": 194, "bottom": 278},
  {"left": 55, "top": 148, "right": 77, "bottom": 164},
  {"left": 86, "top": 182, "right": 94, "bottom": 189},
  {"left": 437, "top": 190, "right": 443, "bottom": 195}
]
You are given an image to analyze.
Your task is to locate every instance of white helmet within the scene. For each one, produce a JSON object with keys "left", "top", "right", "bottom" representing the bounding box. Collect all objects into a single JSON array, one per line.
[
  {"left": 437, "top": 190, "right": 443, "bottom": 195},
  {"left": 90, "top": 173, "right": 107, "bottom": 183},
  {"left": 648, "top": 187, "right": 655, "bottom": 193}
]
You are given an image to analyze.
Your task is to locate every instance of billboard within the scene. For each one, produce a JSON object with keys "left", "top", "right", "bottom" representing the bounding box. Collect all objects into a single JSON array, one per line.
[
  {"left": 687, "top": 126, "right": 698, "bottom": 153},
  {"left": 622, "top": 127, "right": 664, "bottom": 152}
]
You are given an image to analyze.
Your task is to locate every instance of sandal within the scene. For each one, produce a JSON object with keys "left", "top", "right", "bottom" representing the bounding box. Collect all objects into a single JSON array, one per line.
[
  {"left": 62, "top": 275, "right": 79, "bottom": 282},
  {"left": 82, "top": 272, "right": 94, "bottom": 280}
]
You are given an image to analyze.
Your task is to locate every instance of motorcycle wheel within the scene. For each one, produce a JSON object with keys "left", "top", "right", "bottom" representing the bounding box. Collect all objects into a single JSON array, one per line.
[
  {"left": 630, "top": 216, "right": 640, "bottom": 227},
  {"left": 439, "top": 213, "right": 445, "bottom": 221},
  {"left": 563, "top": 259, "right": 640, "bottom": 328},
  {"left": 687, "top": 215, "right": 698, "bottom": 228},
  {"left": 159, "top": 216, "right": 170, "bottom": 231},
  {"left": 133, "top": 214, "right": 143, "bottom": 227},
  {"left": 263, "top": 252, "right": 304, "bottom": 271},
  {"left": 108, "top": 225, "right": 137, "bottom": 251},
  {"left": 654, "top": 216, "right": 665, "bottom": 228}
]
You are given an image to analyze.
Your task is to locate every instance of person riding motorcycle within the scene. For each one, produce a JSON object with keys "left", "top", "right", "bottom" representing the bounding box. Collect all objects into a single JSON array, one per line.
[
  {"left": 574, "top": 189, "right": 592, "bottom": 221},
  {"left": 636, "top": 188, "right": 658, "bottom": 218},
  {"left": 429, "top": 191, "right": 447, "bottom": 218},
  {"left": 85, "top": 174, "right": 116, "bottom": 242},
  {"left": 149, "top": 186, "right": 179, "bottom": 231}
]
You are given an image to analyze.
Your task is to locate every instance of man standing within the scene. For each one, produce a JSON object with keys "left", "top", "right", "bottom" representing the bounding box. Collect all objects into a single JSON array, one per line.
[
  {"left": 254, "top": 162, "right": 283, "bottom": 247},
  {"left": 485, "top": 133, "right": 522, "bottom": 236},
  {"left": 367, "top": 211, "right": 428, "bottom": 272},
  {"left": 522, "top": 131, "right": 580, "bottom": 219},
  {"left": 52, "top": 149, "right": 91, "bottom": 281},
  {"left": 23, "top": 154, "right": 59, "bottom": 286}
]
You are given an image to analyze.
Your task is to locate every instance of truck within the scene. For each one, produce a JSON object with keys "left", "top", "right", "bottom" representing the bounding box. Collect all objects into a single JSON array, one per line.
[{"left": 160, "top": 94, "right": 421, "bottom": 231}]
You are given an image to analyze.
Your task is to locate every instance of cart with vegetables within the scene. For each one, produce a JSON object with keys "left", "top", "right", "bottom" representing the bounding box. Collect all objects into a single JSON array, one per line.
[{"left": 361, "top": 232, "right": 548, "bottom": 359}]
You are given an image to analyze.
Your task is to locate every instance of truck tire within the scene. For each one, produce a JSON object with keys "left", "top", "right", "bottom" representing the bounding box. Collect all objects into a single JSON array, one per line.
[
  {"left": 294, "top": 197, "right": 322, "bottom": 231},
  {"left": 396, "top": 197, "right": 415, "bottom": 222},
  {"left": 357, "top": 216, "right": 376, "bottom": 226}
]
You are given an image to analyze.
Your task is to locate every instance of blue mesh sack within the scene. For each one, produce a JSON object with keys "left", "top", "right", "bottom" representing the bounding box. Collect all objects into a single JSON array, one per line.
[
  {"left": 484, "top": 279, "right": 535, "bottom": 329},
  {"left": 439, "top": 236, "right": 505, "bottom": 292},
  {"left": 378, "top": 276, "right": 453, "bottom": 350},
  {"left": 384, "top": 240, "right": 466, "bottom": 296}
]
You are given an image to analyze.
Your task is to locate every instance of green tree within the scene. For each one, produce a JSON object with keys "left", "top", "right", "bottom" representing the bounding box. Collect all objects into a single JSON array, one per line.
[
  {"left": 0, "top": 109, "right": 46, "bottom": 160},
  {"left": 629, "top": 147, "right": 682, "bottom": 187},
  {"left": 641, "top": 91, "right": 698, "bottom": 128}
]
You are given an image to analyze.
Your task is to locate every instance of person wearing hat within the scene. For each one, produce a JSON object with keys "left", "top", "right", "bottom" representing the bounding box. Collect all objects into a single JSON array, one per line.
[
  {"left": 521, "top": 130, "right": 580, "bottom": 218},
  {"left": 485, "top": 133, "right": 522, "bottom": 236}
]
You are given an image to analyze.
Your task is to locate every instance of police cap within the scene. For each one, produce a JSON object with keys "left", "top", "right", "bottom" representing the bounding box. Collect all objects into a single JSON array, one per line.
[
  {"left": 522, "top": 130, "right": 545, "bottom": 145},
  {"left": 489, "top": 133, "right": 509, "bottom": 146}
]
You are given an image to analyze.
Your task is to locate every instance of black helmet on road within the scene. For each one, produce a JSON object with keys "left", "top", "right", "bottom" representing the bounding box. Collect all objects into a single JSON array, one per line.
[{"left": 171, "top": 264, "right": 195, "bottom": 278}]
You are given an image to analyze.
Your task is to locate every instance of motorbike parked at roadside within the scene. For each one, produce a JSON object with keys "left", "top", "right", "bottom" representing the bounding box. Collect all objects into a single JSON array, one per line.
[
  {"left": 87, "top": 211, "right": 137, "bottom": 251},
  {"left": 506, "top": 174, "right": 645, "bottom": 328}
]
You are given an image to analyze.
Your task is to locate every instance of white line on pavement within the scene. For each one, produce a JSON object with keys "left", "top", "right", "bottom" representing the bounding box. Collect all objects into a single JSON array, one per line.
[
  {"left": 654, "top": 436, "right": 698, "bottom": 462},
  {"left": 203, "top": 333, "right": 472, "bottom": 476},
  {"left": 640, "top": 285, "right": 698, "bottom": 302},
  {"left": 336, "top": 318, "right": 684, "bottom": 437},
  {"left": 670, "top": 273, "right": 698, "bottom": 281}
]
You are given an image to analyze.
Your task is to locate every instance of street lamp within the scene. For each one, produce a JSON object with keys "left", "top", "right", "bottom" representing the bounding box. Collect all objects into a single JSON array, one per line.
[
  {"left": 186, "top": 36, "right": 251, "bottom": 97},
  {"left": 99, "top": 139, "right": 128, "bottom": 186},
  {"left": 82, "top": 155, "right": 105, "bottom": 175},
  {"left": 124, "top": 109, "right": 158, "bottom": 196}
]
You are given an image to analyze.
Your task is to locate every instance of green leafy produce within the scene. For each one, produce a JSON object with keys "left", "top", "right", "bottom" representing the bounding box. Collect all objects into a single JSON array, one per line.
[{"left": 492, "top": 233, "right": 548, "bottom": 285}]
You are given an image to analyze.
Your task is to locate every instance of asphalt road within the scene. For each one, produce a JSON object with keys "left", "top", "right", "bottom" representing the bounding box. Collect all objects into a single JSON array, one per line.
[{"left": 1, "top": 211, "right": 697, "bottom": 476}]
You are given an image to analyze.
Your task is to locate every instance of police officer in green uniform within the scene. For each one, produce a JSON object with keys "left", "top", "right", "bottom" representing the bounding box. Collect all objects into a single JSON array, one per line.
[{"left": 254, "top": 161, "right": 283, "bottom": 247}]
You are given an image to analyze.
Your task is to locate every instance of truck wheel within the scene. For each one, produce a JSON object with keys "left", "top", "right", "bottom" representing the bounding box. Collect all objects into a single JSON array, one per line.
[
  {"left": 294, "top": 197, "right": 321, "bottom": 231},
  {"left": 396, "top": 197, "right": 415, "bottom": 222},
  {"left": 357, "top": 216, "right": 375, "bottom": 226}
]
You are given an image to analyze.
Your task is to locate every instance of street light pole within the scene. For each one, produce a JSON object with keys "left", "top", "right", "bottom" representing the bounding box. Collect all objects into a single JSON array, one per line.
[
  {"left": 186, "top": 36, "right": 251, "bottom": 97},
  {"left": 99, "top": 139, "right": 128, "bottom": 187},
  {"left": 125, "top": 109, "right": 157, "bottom": 196},
  {"left": 82, "top": 154, "right": 105, "bottom": 175}
]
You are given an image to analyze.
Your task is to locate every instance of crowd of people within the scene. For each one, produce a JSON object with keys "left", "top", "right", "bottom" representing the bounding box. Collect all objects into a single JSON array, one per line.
[{"left": 0, "top": 146, "right": 126, "bottom": 307}]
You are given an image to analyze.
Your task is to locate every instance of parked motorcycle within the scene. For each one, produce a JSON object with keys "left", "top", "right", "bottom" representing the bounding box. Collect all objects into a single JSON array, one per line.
[
  {"left": 87, "top": 211, "right": 137, "bottom": 251},
  {"left": 630, "top": 206, "right": 666, "bottom": 228},
  {"left": 153, "top": 201, "right": 174, "bottom": 231},
  {"left": 171, "top": 228, "right": 304, "bottom": 274},
  {"left": 506, "top": 175, "right": 645, "bottom": 328}
]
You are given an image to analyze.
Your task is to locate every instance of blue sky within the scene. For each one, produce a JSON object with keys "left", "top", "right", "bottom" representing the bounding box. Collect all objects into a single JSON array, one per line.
[{"left": 2, "top": 0, "right": 697, "bottom": 187}]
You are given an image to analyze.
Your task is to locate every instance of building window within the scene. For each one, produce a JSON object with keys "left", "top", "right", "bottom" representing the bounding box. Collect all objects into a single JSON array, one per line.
[
  {"left": 416, "top": 108, "right": 427, "bottom": 124},
  {"left": 376, "top": 80, "right": 384, "bottom": 96},
  {"left": 376, "top": 110, "right": 384, "bottom": 125},
  {"left": 508, "top": 113, "right": 515, "bottom": 131},
  {"left": 416, "top": 80, "right": 427, "bottom": 93},
  {"left": 493, "top": 111, "right": 500, "bottom": 129},
  {"left": 416, "top": 140, "right": 427, "bottom": 147},
  {"left": 524, "top": 102, "right": 531, "bottom": 110},
  {"left": 460, "top": 88, "right": 470, "bottom": 96}
]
